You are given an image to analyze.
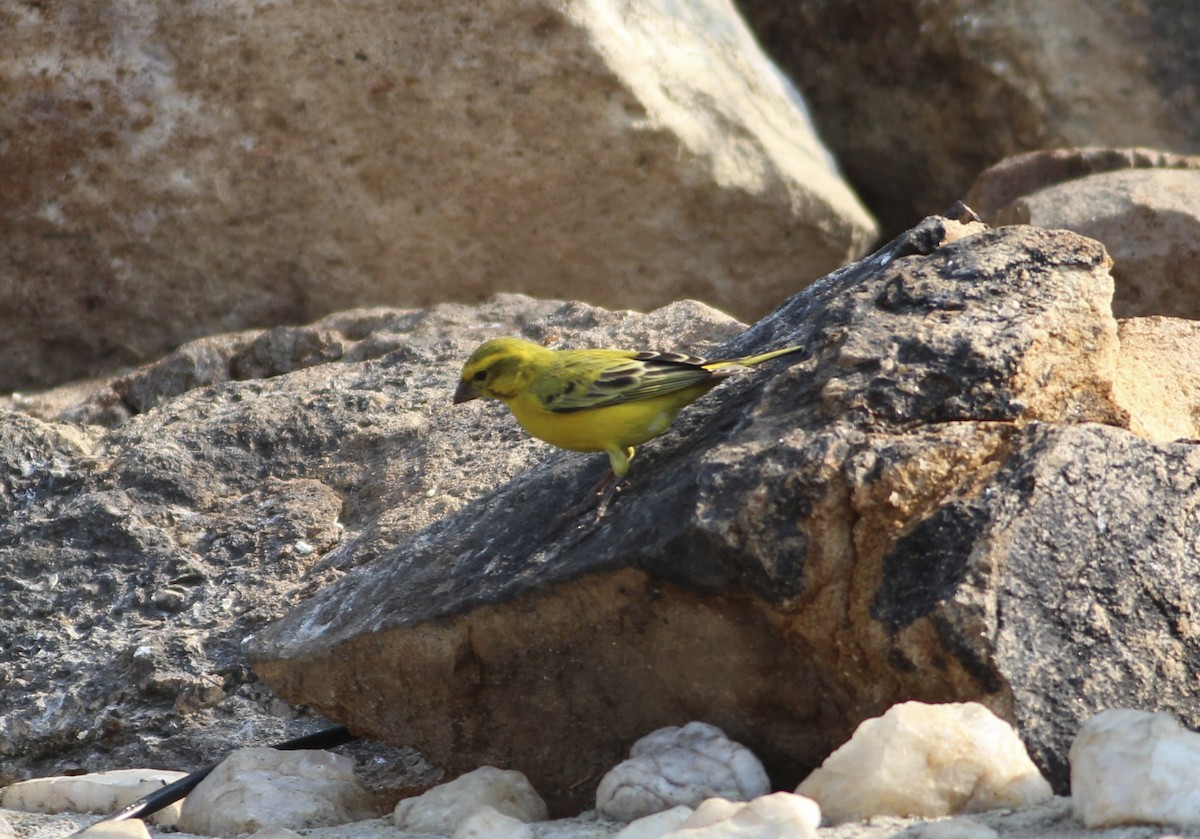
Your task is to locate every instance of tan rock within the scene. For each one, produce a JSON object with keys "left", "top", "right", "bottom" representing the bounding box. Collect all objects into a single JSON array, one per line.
[
  {"left": 0, "top": 0, "right": 874, "bottom": 391},
  {"left": 981, "top": 164, "right": 1200, "bottom": 319},
  {"left": 0, "top": 769, "right": 187, "bottom": 826},
  {"left": 1115, "top": 316, "right": 1200, "bottom": 443},
  {"left": 737, "top": 1, "right": 1200, "bottom": 237}
]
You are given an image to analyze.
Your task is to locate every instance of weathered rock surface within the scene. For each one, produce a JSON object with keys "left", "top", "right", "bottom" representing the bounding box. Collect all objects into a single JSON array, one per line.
[
  {"left": 0, "top": 293, "right": 744, "bottom": 797},
  {"left": 737, "top": 1, "right": 1200, "bottom": 236},
  {"left": 0, "top": 769, "right": 186, "bottom": 826},
  {"left": 0, "top": 0, "right": 874, "bottom": 391},
  {"left": 393, "top": 766, "right": 547, "bottom": 835},
  {"left": 663, "top": 792, "right": 821, "bottom": 838},
  {"left": 796, "top": 702, "right": 1051, "bottom": 824},
  {"left": 1070, "top": 709, "right": 1200, "bottom": 829},
  {"left": 176, "top": 747, "right": 376, "bottom": 834},
  {"left": 967, "top": 149, "right": 1200, "bottom": 320},
  {"left": 248, "top": 214, "right": 1200, "bottom": 813},
  {"left": 596, "top": 722, "right": 768, "bottom": 822}
]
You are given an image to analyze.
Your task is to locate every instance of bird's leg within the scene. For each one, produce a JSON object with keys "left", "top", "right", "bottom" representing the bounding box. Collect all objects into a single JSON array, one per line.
[
  {"left": 555, "top": 468, "right": 619, "bottom": 524},
  {"left": 592, "top": 446, "right": 633, "bottom": 518},
  {"left": 592, "top": 471, "right": 625, "bottom": 519},
  {"left": 555, "top": 448, "right": 634, "bottom": 524}
]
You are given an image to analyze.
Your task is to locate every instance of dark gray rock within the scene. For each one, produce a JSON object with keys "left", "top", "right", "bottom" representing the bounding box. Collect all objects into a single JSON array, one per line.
[
  {"left": 250, "top": 217, "right": 1200, "bottom": 813},
  {"left": 0, "top": 293, "right": 744, "bottom": 798}
]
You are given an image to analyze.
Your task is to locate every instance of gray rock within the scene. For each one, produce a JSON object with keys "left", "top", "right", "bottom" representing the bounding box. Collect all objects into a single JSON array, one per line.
[
  {"left": 0, "top": 292, "right": 743, "bottom": 798},
  {"left": 250, "top": 214, "right": 1200, "bottom": 814}
]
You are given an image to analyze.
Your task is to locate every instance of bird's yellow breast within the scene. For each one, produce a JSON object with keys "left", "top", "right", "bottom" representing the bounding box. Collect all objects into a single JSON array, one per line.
[{"left": 506, "top": 388, "right": 710, "bottom": 453}]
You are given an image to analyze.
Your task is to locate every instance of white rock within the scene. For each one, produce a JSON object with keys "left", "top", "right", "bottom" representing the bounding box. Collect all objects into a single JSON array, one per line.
[
  {"left": 393, "top": 766, "right": 548, "bottom": 834},
  {"left": 175, "top": 747, "right": 374, "bottom": 835},
  {"left": 904, "top": 816, "right": 999, "bottom": 839},
  {"left": 247, "top": 828, "right": 305, "bottom": 839},
  {"left": 75, "top": 819, "right": 153, "bottom": 839},
  {"left": 1070, "top": 707, "right": 1200, "bottom": 828},
  {"left": 0, "top": 769, "right": 187, "bottom": 826},
  {"left": 596, "top": 722, "right": 770, "bottom": 822},
  {"left": 662, "top": 792, "right": 820, "bottom": 838},
  {"left": 613, "top": 806, "right": 695, "bottom": 839},
  {"left": 796, "top": 701, "right": 1052, "bottom": 824},
  {"left": 451, "top": 804, "right": 535, "bottom": 839}
]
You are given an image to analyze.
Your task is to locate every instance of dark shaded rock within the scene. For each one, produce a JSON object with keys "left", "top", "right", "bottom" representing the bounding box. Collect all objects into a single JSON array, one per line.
[{"left": 251, "top": 217, "right": 1200, "bottom": 813}]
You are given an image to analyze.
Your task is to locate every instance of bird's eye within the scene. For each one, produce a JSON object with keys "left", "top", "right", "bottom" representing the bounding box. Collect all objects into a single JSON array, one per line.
[{"left": 473, "top": 370, "right": 488, "bottom": 382}]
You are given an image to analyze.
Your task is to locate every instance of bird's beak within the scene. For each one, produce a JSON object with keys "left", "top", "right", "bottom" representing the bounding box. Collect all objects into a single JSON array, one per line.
[{"left": 452, "top": 380, "right": 478, "bottom": 405}]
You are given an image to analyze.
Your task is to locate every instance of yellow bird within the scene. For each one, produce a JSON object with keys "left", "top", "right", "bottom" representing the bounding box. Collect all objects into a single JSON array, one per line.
[{"left": 453, "top": 336, "right": 804, "bottom": 505}]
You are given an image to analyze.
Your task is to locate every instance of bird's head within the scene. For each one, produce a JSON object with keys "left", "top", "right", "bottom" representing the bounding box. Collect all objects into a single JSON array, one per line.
[{"left": 453, "top": 337, "right": 549, "bottom": 404}]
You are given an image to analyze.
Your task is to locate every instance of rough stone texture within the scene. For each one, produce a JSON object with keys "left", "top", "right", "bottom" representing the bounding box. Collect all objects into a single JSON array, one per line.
[
  {"left": 1114, "top": 317, "right": 1200, "bottom": 443},
  {"left": 9, "top": 795, "right": 1200, "bottom": 837},
  {"left": 175, "top": 748, "right": 376, "bottom": 834},
  {"left": 665, "top": 793, "right": 821, "bottom": 838},
  {"left": 0, "top": 293, "right": 743, "bottom": 800},
  {"left": 975, "top": 164, "right": 1200, "bottom": 320},
  {"left": 796, "top": 702, "right": 1052, "bottom": 825},
  {"left": 451, "top": 806, "right": 536, "bottom": 839},
  {"left": 1070, "top": 709, "right": 1200, "bottom": 829},
  {"left": 736, "top": 1, "right": 1200, "bottom": 237},
  {"left": 0, "top": 769, "right": 186, "bottom": 826},
  {"left": 76, "top": 819, "right": 154, "bottom": 839},
  {"left": 0, "top": 0, "right": 874, "bottom": 392},
  {"left": 964, "top": 148, "right": 1200, "bottom": 224},
  {"left": 393, "top": 766, "right": 547, "bottom": 835},
  {"left": 613, "top": 806, "right": 694, "bottom": 839},
  {"left": 596, "top": 722, "right": 768, "bottom": 822},
  {"left": 249, "top": 215, "right": 1200, "bottom": 813}
]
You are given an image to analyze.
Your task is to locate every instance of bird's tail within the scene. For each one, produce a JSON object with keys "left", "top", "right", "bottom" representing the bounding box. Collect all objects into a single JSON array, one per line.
[{"left": 709, "top": 344, "right": 806, "bottom": 370}]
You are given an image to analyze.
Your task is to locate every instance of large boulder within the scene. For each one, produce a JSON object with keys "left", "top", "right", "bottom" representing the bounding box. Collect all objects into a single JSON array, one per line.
[
  {"left": 0, "top": 293, "right": 746, "bottom": 796},
  {"left": 249, "top": 214, "right": 1200, "bottom": 813},
  {"left": 0, "top": 0, "right": 874, "bottom": 391}
]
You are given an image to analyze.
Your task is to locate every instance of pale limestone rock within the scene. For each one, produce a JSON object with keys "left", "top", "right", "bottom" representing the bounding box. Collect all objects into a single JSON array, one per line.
[
  {"left": 0, "top": 0, "right": 874, "bottom": 391},
  {"left": 1070, "top": 708, "right": 1200, "bottom": 828},
  {"left": 596, "top": 722, "right": 769, "bottom": 822},
  {"left": 0, "top": 769, "right": 187, "bottom": 826},
  {"left": 451, "top": 805, "right": 535, "bottom": 839},
  {"left": 393, "top": 766, "right": 547, "bottom": 835},
  {"left": 662, "top": 793, "right": 820, "bottom": 838},
  {"left": 175, "top": 747, "right": 374, "bottom": 835},
  {"left": 796, "top": 701, "right": 1052, "bottom": 825},
  {"left": 75, "top": 820, "right": 153, "bottom": 839},
  {"left": 613, "top": 806, "right": 695, "bottom": 839}
]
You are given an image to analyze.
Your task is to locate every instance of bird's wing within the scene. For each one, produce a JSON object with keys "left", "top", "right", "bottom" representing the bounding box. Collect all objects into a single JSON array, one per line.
[{"left": 531, "top": 350, "right": 725, "bottom": 413}]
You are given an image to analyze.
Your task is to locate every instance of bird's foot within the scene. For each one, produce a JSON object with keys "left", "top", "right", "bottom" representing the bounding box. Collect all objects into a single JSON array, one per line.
[{"left": 555, "top": 470, "right": 626, "bottom": 524}]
